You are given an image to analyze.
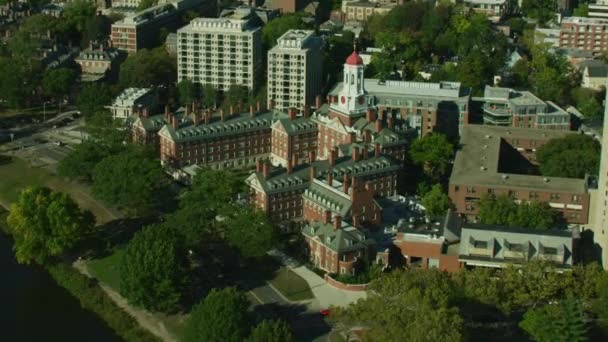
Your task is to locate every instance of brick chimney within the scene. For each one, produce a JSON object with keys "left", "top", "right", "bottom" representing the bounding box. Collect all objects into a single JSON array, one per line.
[
  {"left": 193, "top": 113, "right": 200, "bottom": 126},
  {"left": 343, "top": 174, "right": 349, "bottom": 193},
  {"left": 362, "top": 146, "right": 369, "bottom": 160},
  {"left": 310, "top": 164, "right": 316, "bottom": 180},
  {"left": 220, "top": 109, "right": 225, "bottom": 122},
  {"left": 326, "top": 95, "right": 331, "bottom": 104},
  {"left": 269, "top": 99, "right": 275, "bottom": 110},
  {"left": 230, "top": 105, "right": 234, "bottom": 116},
  {"left": 323, "top": 210, "right": 331, "bottom": 224},
  {"left": 287, "top": 158, "right": 293, "bottom": 174},
  {"left": 350, "top": 177, "right": 358, "bottom": 200},
  {"left": 376, "top": 119, "right": 382, "bottom": 132},
  {"left": 171, "top": 116, "right": 178, "bottom": 130},
  {"left": 262, "top": 161, "right": 270, "bottom": 179},
  {"left": 164, "top": 104, "right": 170, "bottom": 117},
  {"left": 352, "top": 214, "right": 360, "bottom": 228},
  {"left": 308, "top": 150, "right": 316, "bottom": 163},
  {"left": 316, "top": 95, "right": 322, "bottom": 109},
  {"left": 237, "top": 101, "right": 242, "bottom": 113},
  {"left": 250, "top": 104, "right": 255, "bottom": 118},
  {"left": 374, "top": 143, "right": 381, "bottom": 158},
  {"left": 334, "top": 215, "right": 342, "bottom": 231},
  {"left": 192, "top": 102, "right": 198, "bottom": 114},
  {"left": 327, "top": 170, "right": 333, "bottom": 186},
  {"left": 292, "top": 153, "right": 298, "bottom": 168},
  {"left": 352, "top": 146, "right": 360, "bottom": 162},
  {"left": 257, "top": 100, "right": 262, "bottom": 113},
  {"left": 204, "top": 110, "right": 211, "bottom": 125},
  {"left": 364, "top": 129, "right": 371, "bottom": 143},
  {"left": 185, "top": 104, "right": 190, "bottom": 116},
  {"left": 256, "top": 159, "right": 263, "bottom": 173},
  {"left": 329, "top": 148, "right": 336, "bottom": 167},
  {"left": 348, "top": 132, "right": 356, "bottom": 144},
  {"left": 288, "top": 107, "right": 297, "bottom": 120},
  {"left": 142, "top": 107, "right": 149, "bottom": 118},
  {"left": 303, "top": 105, "right": 310, "bottom": 118},
  {"left": 366, "top": 109, "right": 375, "bottom": 123},
  {"left": 387, "top": 116, "right": 394, "bottom": 130}
]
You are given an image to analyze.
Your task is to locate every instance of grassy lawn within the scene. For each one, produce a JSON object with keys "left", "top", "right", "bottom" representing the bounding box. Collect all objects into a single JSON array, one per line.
[
  {"left": 87, "top": 248, "right": 124, "bottom": 291},
  {"left": 0, "top": 157, "right": 116, "bottom": 224},
  {"left": 269, "top": 267, "right": 314, "bottom": 302},
  {"left": 0, "top": 105, "right": 59, "bottom": 118}
]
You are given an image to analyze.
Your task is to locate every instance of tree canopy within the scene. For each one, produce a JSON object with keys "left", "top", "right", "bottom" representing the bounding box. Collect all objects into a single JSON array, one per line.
[
  {"left": 520, "top": 297, "right": 588, "bottom": 342},
  {"left": 184, "top": 287, "right": 251, "bottom": 342},
  {"left": 245, "top": 320, "right": 295, "bottom": 342},
  {"left": 42, "top": 67, "right": 77, "bottom": 103},
  {"left": 92, "top": 147, "right": 166, "bottom": 214},
  {"left": 409, "top": 133, "right": 454, "bottom": 182},
  {"left": 7, "top": 186, "right": 95, "bottom": 264},
  {"left": 478, "top": 195, "right": 558, "bottom": 229},
  {"left": 537, "top": 134, "right": 600, "bottom": 178},
  {"left": 261, "top": 13, "right": 310, "bottom": 49},
  {"left": 521, "top": 0, "right": 557, "bottom": 25},
  {"left": 332, "top": 269, "right": 463, "bottom": 342},
  {"left": 119, "top": 48, "right": 176, "bottom": 88},
  {"left": 221, "top": 205, "right": 278, "bottom": 259},
  {"left": 421, "top": 184, "right": 450, "bottom": 218},
  {"left": 119, "top": 224, "right": 188, "bottom": 312},
  {"left": 571, "top": 87, "right": 603, "bottom": 118},
  {"left": 177, "top": 79, "right": 199, "bottom": 106}
]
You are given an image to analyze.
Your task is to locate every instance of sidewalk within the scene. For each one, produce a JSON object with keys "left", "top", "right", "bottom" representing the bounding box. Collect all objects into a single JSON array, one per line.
[{"left": 290, "top": 265, "right": 367, "bottom": 310}]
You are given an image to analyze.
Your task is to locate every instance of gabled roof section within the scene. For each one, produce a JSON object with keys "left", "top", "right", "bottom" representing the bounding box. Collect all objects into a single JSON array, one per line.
[
  {"left": 303, "top": 221, "right": 374, "bottom": 253},
  {"left": 303, "top": 180, "right": 352, "bottom": 217},
  {"left": 273, "top": 117, "right": 318, "bottom": 135}
]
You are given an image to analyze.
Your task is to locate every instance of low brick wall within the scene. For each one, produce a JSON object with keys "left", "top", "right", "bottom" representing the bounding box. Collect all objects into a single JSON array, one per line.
[{"left": 324, "top": 274, "right": 369, "bottom": 292}]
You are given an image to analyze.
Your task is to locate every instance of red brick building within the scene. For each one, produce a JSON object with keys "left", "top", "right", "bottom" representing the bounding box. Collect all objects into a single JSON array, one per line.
[
  {"left": 559, "top": 17, "right": 608, "bottom": 53},
  {"left": 449, "top": 125, "right": 590, "bottom": 225}
]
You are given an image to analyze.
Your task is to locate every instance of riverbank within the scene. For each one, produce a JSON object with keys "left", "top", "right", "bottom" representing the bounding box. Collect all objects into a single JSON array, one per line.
[{"left": 0, "top": 207, "right": 161, "bottom": 342}]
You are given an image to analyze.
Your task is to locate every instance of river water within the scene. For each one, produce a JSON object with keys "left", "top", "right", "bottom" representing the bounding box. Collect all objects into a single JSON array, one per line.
[{"left": 0, "top": 233, "right": 120, "bottom": 341}]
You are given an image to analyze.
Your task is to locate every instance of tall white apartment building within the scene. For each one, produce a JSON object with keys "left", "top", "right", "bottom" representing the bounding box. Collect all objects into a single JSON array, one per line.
[
  {"left": 267, "top": 30, "right": 322, "bottom": 112},
  {"left": 177, "top": 8, "right": 262, "bottom": 92}
]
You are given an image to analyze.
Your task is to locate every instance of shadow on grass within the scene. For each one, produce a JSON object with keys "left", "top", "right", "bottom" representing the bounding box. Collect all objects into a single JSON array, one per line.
[
  {"left": 76, "top": 216, "right": 159, "bottom": 259},
  {"left": 251, "top": 303, "right": 331, "bottom": 342}
]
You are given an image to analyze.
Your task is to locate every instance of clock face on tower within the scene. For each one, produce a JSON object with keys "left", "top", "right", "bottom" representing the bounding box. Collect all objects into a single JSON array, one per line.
[
  {"left": 358, "top": 96, "right": 365, "bottom": 105},
  {"left": 340, "top": 96, "right": 346, "bottom": 104}
]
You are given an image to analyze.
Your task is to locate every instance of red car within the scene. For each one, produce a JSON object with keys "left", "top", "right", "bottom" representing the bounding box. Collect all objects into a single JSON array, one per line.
[{"left": 320, "top": 309, "right": 330, "bottom": 316}]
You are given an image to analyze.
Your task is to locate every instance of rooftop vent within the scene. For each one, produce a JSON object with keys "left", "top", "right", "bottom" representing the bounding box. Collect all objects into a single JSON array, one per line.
[
  {"left": 543, "top": 177, "right": 550, "bottom": 183},
  {"left": 485, "top": 134, "right": 491, "bottom": 139},
  {"left": 501, "top": 174, "right": 509, "bottom": 180},
  {"left": 480, "top": 166, "right": 487, "bottom": 171}
]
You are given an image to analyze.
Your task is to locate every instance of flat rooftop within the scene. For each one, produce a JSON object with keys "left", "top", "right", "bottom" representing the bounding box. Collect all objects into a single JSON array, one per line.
[{"left": 450, "top": 125, "right": 587, "bottom": 193}]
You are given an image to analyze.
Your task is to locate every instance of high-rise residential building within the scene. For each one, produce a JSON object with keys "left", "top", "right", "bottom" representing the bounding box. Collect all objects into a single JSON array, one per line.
[
  {"left": 589, "top": 0, "right": 608, "bottom": 19},
  {"left": 559, "top": 17, "right": 608, "bottom": 53},
  {"left": 267, "top": 30, "right": 323, "bottom": 113},
  {"left": 177, "top": 7, "right": 263, "bottom": 91}
]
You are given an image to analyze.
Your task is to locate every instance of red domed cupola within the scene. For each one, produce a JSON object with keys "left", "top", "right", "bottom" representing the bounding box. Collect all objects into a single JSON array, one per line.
[{"left": 345, "top": 51, "right": 363, "bottom": 66}]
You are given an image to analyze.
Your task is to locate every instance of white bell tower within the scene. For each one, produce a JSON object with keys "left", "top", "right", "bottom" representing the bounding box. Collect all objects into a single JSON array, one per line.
[{"left": 333, "top": 48, "right": 370, "bottom": 116}]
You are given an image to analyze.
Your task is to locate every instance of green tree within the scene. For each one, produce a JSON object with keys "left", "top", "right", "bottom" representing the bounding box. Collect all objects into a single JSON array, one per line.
[
  {"left": 92, "top": 147, "right": 166, "bottom": 214},
  {"left": 119, "top": 47, "right": 176, "bottom": 88},
  {"left": 537, "top": 134, "right": 600, "bottom": 178},
  {"left": 42, "top": 67, "right": 77, "bottom": 106},
  {"left": 246, "top": 320, "right": 295, "bottom": 342},
  {"left": 478, "top": 195, "right": 557, "bottom": 229},
  {"left": 177, "top": 79, "right": 199, "bottom": 106},
  {"left": 84, "top": 14, "right": 111, "bottom": 44},
  {"left": 222, "top": 85, "right": 249, "bottom": 110},
  {"left": 62, "top": 0, "right": 96, "bottom": 33},
  {"left": 520, "top": 297, "right": 588, "bottom": 342},
  {"left": 0, "top": 57, "right": 41, "bottom": 108},
  {"left": 409, "top": 133, "right": 454, "bottom": 182},
  {"left": 222, "top": 205, "right": 278, "bottom": 259},
  {"left": 422, "top": 184, "right": 450, "bottom": 218},
  {"left": 77, "top": 83, "right": 115, "bottom": 118},
  {"left": 573, "top": 3, "right": 589, "bottom": 17},
  {"left": 6, "top": 186, "right": 95, "bottom": 264},
  {"left": 521, "top": 0, "right": 557, "bottom": 25},
  {"left": 332, "top": 269, "right": 463, "bottom": 342},
  {"left": 181, "top": 168, "right": 244, "bottom": 208},
  {"left": 201, "top": 84, "right": 218, "bottom": 109},
  {"left": 571, "top": 87, "right": 603, "bottom": 118},
  {"left": 184, "top": 287, "right": 251, "bottom": 342},
  {"left": 137, "top": 0, "right": 157, "bottom": 11},
  {"left": 261, "top": 13, "right": 310, "bottom": 48},
  {"left": 58, "top": 140, "right": 116, "bottom": 181},
  {"left": 119, "top": 224, "right": 188, "bottom": 312}
]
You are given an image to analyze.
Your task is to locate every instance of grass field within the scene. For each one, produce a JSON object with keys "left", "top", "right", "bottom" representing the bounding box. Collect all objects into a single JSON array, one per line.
[
  {"left": 87, "top": 248, "right": 124, "bottom": 291},
  {"left": 269, "top": 267, "right": 314, "bottom": 302},
  {"left": 0, "top": 157, "right": 116, "bottom": 224}
]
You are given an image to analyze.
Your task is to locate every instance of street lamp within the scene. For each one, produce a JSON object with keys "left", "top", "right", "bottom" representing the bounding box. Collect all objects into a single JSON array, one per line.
[{"left": 43, "top": 101, "right": 51, "bottom": 123}]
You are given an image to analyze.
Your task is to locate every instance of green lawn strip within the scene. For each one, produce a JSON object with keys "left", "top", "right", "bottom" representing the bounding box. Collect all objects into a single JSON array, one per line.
[
  {"left": 268, "top": 268, "right": 314, "bottom": 302},
  {"left": 87, "top": 248, "right": 125, "bottom": 292},
  {"left": 158, "top": 313, "right": 189, "bottom": 341}
]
